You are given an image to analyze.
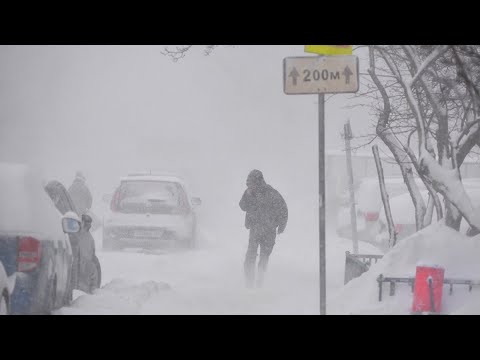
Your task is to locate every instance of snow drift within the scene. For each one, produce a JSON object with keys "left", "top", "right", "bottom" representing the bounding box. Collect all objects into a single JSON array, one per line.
[{"left": 330, "top": 223, "right": 480, "bottom": 315}]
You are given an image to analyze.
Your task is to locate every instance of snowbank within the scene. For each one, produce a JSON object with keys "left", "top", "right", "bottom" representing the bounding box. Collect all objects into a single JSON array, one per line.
[
  {"left": 54, "top": 279, "right": 171, "bottom": 315},
  {"left": 330, "top": 224, "right": 480, "bottom": 315}
]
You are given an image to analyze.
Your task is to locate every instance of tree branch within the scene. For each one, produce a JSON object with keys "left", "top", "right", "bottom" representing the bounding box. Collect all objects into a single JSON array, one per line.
[
  {"left": 409, "top": 45, "right": 449, "bottom": 86},
  {"left": 161, "top": 45, "right": 194, "bottom": 62}
]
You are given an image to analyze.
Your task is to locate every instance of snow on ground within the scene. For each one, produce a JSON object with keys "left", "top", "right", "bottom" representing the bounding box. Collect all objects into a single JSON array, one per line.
[
  {"left": 59, "top": 228, "right": 318, "bottom": 314},
  {"left": 56, "top": 217, "right": 381, "bottom": 314},
  {"left": 55, "top": 280, "right": 171, "bottom": 315},
  {"left": 451, "top": 291, "right": 480, "bottom": 315},
  {"left": 330, "top": 223, "right": 480, "bottom": 315}
]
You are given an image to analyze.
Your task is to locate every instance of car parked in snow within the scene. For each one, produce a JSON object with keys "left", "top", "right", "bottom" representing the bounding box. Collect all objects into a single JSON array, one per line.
[
  {"left": 377, "top": 190, "right": 433, "bottom": 245},
  {"left": 336, "top": 177, "right": 426, "bottom": 241},
  {"left": 376, "top": 179, "right": 480, "bottom": 244},
  {"left": 0, "top": 163, "right": 79, "bottom": 314},
  {"left": 102, "top": 173, "right": 201, "bottom": 251}
]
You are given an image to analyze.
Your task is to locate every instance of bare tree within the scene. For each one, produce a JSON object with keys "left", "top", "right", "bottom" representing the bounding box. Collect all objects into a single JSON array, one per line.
[
  {"left": 367, "top": 47, "right": 428, "bottom": 231},
  {"left": 365, "top": 45, "right": 480, "bottom": 232},
  {"left": 161, "top": 45, "right": 231, "bottom": 61},
  {"left": 373, "top": 145, "right": 397, "bottom": 247}
]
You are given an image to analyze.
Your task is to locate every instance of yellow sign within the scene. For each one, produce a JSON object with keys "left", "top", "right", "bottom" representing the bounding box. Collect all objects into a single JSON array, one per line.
[{"left": 305, "top": 45, "right": 352, "bottom": 56}]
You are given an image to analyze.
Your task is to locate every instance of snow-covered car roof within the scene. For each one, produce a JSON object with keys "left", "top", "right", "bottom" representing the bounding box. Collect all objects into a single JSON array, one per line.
[
  {"left": 0, "top": 162, "right": 65, "bottom": 238},
  {"left": 359, "top": 176, "right": 425, "bottom": 185},
  {"left": 379, "top": 190, "right": 431, "bottom": 225},
  {"left": 378, "top": 182, "right": 480, "bottom": 226},
  {"left": 120, "top": 174, "right": 187, "bottom": 186},
  {"left": 353, "top": 177, "right": 426, "bottom": 212},
  {"left": 326, "top": 149, "right": 386, "bottom": 158}
]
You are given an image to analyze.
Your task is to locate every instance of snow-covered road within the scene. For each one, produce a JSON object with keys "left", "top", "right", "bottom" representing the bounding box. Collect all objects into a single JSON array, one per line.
[{"left": 55, "top": 224, "right": 381, "bottom": 315}]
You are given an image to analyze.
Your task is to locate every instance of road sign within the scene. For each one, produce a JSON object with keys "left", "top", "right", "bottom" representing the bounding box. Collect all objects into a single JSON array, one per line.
[
  {"left": 284, "top": 56, "right": 359, "bottom": 95},
  {"left": 282, "top": 53, "right": 360, "bottom": 315},
  {"left": 305, "top": 45, "right": 352, "bottom": 55}
]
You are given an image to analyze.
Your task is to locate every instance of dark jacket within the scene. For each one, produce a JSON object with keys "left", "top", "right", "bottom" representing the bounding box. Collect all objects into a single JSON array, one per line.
[
  {"left": 239, "top": 183, "right": 288, "bottom": 233},
  {"left": 68, "top": 178, "right": 92, "bottom": 215}
]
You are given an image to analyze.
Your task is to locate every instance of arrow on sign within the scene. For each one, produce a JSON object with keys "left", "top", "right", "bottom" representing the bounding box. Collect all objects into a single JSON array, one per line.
[
  {"left": 289, "top": 67, "right": 300, "bottom": 86},
  {"left": 343, "top": 66, "right": 353, "bottom": 84}
]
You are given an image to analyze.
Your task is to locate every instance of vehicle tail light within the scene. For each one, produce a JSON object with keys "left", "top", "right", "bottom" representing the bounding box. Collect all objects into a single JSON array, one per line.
[
  {"left": 395, "top": 224, "right": 403, "bottom": 233},
  {"left": 17, "top": 237, "right": 42, "bottom": 272},
  {"left": 365, "top": 212, "right": 379, "bottom": 221}
]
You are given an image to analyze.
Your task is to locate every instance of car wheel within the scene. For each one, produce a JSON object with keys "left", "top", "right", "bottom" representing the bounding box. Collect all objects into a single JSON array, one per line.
[{"left": 0, "top": 291, "right": 9, "bottom": 315}]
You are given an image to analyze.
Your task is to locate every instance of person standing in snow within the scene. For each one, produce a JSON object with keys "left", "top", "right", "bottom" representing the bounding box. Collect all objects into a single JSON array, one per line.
[
  {"left": 239, "top": 170, "right": 288, "bottom": 288},
  {"left": 68, "top": 171, "right": 93, "bottom": 216}
]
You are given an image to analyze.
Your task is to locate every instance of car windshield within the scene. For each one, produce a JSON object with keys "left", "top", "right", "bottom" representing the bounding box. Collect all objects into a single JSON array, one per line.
[{"left": 116, "top": 181, "right": 187, "bottom": 214}]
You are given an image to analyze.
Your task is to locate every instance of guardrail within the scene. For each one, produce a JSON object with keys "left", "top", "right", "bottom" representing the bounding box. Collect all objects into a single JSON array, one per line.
[{"left": 376, "top": 274, "right": 480, "bottom": 301}]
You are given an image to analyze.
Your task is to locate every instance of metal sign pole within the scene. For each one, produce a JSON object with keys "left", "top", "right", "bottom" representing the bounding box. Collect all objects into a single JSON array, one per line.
[
  {"left": 318, "top": 93, "right": 326, "bottom": 315},
  {"left": 283, "top": 50, "right": 359, "bottom": 316}
]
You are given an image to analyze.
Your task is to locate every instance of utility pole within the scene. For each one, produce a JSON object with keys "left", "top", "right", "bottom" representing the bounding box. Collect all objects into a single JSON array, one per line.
[{"left": 344, "top": 119, "right": 358, "bottom": 254}]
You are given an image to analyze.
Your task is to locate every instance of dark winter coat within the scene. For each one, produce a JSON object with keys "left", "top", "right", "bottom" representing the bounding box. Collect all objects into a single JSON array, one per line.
[
  {"left": 239, "top": 183, "right": 288, "bottom": 233},
  {"left": 68, "top": 178, "right": 92, "bottom": 215}
]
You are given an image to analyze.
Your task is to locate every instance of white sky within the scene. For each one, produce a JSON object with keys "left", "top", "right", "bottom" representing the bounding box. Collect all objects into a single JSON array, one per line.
[{"left": 0, "top": 45, "right": 373, "bottom": 236}]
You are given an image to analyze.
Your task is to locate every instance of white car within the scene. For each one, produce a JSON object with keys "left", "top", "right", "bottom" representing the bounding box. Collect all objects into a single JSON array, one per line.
[
  {"left": 377, "top": 190, "right": 433, "bottom": 246},
  {"left": 376, "top": 179, "right": 480, "bottom": 245},
  {"left": 336, "top": 177, "right": 426, "bottom": 241},
  {"left": 102, "top": 174, "right": 201, "bottom": 250}
]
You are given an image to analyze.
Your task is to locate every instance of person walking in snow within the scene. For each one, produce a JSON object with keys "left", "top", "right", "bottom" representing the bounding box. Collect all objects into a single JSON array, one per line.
[
  {"left": 68, "top": 171, "right": 93, "bottom": 216},
  {"left": 239, "top": 170, "right": 288, "bottom": 288}
]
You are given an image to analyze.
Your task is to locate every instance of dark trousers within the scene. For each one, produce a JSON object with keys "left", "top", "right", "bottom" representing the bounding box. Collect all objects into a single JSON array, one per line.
[{"left": 244, "top": 226, "right": 276, "bottom": 287}]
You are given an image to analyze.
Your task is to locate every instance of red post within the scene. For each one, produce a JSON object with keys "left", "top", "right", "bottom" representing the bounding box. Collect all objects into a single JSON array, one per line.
[{"left": 412, "top": 265, "right": 445, "bottom": 314}]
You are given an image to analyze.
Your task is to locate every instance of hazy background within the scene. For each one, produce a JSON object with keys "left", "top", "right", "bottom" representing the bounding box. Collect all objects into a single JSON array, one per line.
[{"left": 0, "top": 45, "right": 371, "bottom": 242}]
